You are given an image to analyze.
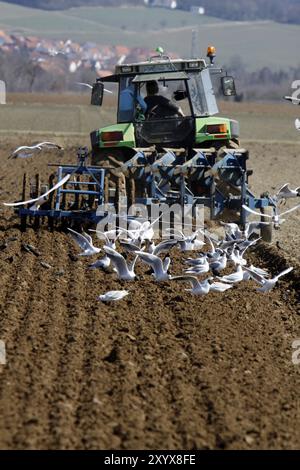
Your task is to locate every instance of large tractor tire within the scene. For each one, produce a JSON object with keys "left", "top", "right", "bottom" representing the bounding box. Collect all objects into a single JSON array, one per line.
[{"left": 92, "top": 149, "right": 127, "bottom": 207}]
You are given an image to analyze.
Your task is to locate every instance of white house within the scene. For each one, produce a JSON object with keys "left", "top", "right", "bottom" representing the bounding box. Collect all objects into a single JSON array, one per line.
[{"left": 144, "top": 0, "right": 177, "bottom": 10}]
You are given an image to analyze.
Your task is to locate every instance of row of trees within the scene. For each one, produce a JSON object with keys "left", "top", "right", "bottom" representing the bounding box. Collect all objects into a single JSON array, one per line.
[
  {"left": 4, "top": 0, "right": 300, "bottom": 24},
  {"left": 1, "top": 48, "right": 299, "bottom": 101}
]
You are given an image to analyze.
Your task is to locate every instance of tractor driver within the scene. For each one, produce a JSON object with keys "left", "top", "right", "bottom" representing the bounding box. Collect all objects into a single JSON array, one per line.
[
  {"left": 119, "top": 81, "right": 147, "bottom": 122},
  {"left": 144, "top": 80, "right": 184, "bottom": 119}
]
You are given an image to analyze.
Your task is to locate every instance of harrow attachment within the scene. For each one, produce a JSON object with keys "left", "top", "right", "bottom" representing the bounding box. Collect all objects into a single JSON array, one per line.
[{"left": 15, "top": 146, "right": 276, "bottom": 239}]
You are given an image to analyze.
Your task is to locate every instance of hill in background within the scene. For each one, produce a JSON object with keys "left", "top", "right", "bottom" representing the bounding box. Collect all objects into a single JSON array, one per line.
[
  {"left": 1, "top": 1, "right": 300, "bottom": 72},
  {"left": 2, "top": 0, "right": 300, "bottom": 25}
]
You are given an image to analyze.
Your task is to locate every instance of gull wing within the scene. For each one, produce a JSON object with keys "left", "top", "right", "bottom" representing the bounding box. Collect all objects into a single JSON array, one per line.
[
  {"left": 280, "top": 203, "right": 300, "bottom": 217},
  {"left": 68, "top": 228, "right": 92, "bottom": 251},
  {"left": 103, "top": 246, "right": 129, "bottom": 277},
  {"left": 242, "top": 204, "right": 272, "bottom": 218},
  {"left": 273, "top": 267, "right": 293, "bottom": 282},
  {"left": 3, "top": 174, "right": 71, "bottom": 207},
  {"left": 169, "top": 275, "right": 201, "bottom": 289},
  {"left": 134, "top": 251, "right": 164, "bottom": 275},
  {"left": 243, "top": 266, "right": 266, "bottom": 285},
  {"left": 153, "top": 239, "right": 178, "bottom": 256}
]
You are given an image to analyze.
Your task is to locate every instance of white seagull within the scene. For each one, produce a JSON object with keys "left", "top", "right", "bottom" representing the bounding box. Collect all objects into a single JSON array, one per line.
[
  {"left": 244, "top": 266, "right": 293, "bottom": 293},
  {"left": 217, "top": 265, "right": 245, "bottom": 284},
  {"left": 98, "top": 290, "right": 129, "bottom": 302},
  {"left": 103, "top": 246, "right": 138, "bottom": 281},
  {"left": 242, "top": 203, "right": 300, "bottom": 227},
  {"left": 185, "top": 256, "right": 210, "bottom": 275},
  {"left": 166, "top": 228, "right": 205, "bottom": 251},
  {"left": 148, "top": 239, "right": 178, "bottom": 256},
  {"left": 134, "top": 251, "right": 171, "bottom": 281},
  {"left": 10, "top": 141, "right": 63, "bottom": 158},
  {"left": 209, "top": 253, "right": 227, "bottom": 273},
  {"left": 274, "top": 183, "right": 300, "bottom": 201},
  {"left": 244, "top": 221, "right": 270, "bottom": 239},
  {"left": 295, "top": 118, "right": 300, "bottom": 131},
  {"left": 209, "top": 281, "right": 233, "bottom": 293},
  {"left": 68, "top": 228, "right": 101, "bottom": 256},
  {"left": 3, "top": 174, "right": 71, "bottom": 210},
  {"left": 170, "top": 275, "right": 211, "bottom": 296},
  {"left": 220, "top": 222, "right": 243, "bottom": 239},
  {"left": 75, "top": 82, "right": 113, "bottom": 94}
]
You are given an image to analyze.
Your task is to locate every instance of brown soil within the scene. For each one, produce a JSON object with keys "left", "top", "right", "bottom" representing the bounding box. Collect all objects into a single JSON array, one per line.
[{"left": 0, "top": 139, "right": 299, "bottom": 450}]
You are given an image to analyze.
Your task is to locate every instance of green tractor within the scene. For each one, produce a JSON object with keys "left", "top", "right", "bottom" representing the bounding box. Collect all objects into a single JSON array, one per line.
[
  {"left": 90, "top": 47, "right": 239, "bottom": 165},
  {"left": 85, "top": 47, "right": 273, "bottom": 239}
]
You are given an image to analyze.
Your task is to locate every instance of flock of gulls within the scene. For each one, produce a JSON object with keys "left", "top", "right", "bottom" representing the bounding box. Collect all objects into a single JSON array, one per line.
[
  {"left": 67, "top": 211, "right": 295, "bottom": 302},
  {"left": 4, "top": 143, "right": 299, "bottom": 302}
]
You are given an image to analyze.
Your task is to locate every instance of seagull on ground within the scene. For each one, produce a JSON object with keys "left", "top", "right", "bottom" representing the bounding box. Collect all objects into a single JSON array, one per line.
[
  {"left": 185, "top": 256, "right": 210, "bottom": 275},
  {"left": 88, "top": 229, "right": 123, "bottom": 269},
  {"left": 68, "top": 228, "right": 101, "bottom": 256},
  {"left": 244, "top": 266, "right": 293, "bottom": 293},
  {"left": 295, "top": 118, "right": 300, "bottom": 130},
  {"left": 230, "top": 237, "right": 261, "bottom": 266},
  {"left": 98, "top": 290, "right": 129, "bottom": 302},
  {"left": 10, "top": 142, "right": 63, "bottom": 158},
  {"left": 170, "top": 275, "right": 211, "bottom": 296},
  {"left": 165, "top": 228, "right": 205, "bottom": 251},
  {"left": 103, "top": 246, "right": 138, "bottom": 281},
  {"left": 217, "top": 265, "right": 245, "bottom": 284},
  {"left": 209, "top": 281, "right": 233, "bottom": 293},
  {"left": 209, "top": 252, "right": 227, "bottom": 274},
  {"left": 3, "top": 174, "right": 71, "bottom": 210}
]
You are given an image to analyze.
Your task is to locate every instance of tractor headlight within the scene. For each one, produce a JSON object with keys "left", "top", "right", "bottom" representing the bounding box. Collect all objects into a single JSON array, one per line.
[
  {"left": 206, "top": 124, "right": 227, "bottom": 134},
  {"left": 101, "top": 131, "right": 124, "bottom": 142}
]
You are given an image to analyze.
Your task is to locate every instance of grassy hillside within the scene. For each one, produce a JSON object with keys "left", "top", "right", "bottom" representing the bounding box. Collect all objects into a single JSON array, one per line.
[{"left": 0, "top": 2, "right": 300, "bottom": 70}]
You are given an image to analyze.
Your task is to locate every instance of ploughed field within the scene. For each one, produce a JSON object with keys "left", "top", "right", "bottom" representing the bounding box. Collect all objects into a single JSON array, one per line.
[{"left": 0, "top": 135, "right": 299, "bottom": 450}]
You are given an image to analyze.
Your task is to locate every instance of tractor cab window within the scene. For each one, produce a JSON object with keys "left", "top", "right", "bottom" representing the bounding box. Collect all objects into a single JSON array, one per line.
[
  {"left": 187, "top": 69, "right": 219, "bottom": 117},
  {"left": 118, "top": 76, "right": 147, "bottom": 123},
  {"left": 140, "top": 79, "right": 192, "bottom": 119}
]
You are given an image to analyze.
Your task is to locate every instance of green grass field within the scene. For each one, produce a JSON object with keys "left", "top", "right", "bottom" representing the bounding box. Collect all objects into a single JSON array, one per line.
[
  {"left": 0, "top": 2, "right": 300, "bottom": 70},
  {"left": 0, "top": 95, "right": 299, "bottom": 143}
]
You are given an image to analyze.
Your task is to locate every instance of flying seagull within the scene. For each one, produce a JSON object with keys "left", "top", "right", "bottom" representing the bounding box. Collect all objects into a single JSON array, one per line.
[
  {"left": 274, "top": 184, "right": 300, "bottom": 201},
  {"left": 103, "top": 246, "right": 138, "bottom": 281},
  {"left": 242, "top": 203, "right": 300, "bottom": 227},
  {"left": 134, "top": 251, "right": 171, "bottom": 281},
  {"left": 3, "top": 174, "right": 71, "bottom": 210},
  {"left": 75, "top": 82, "right": 113, "bottom": 94},
  {"left": 10, "top": 142, "right": 63, "bottom": 159},
  {"left": 244, "top": 266, "right": 293, "bottom": 293},
  {"left": 68, "top": 228, "right": 101, "bottom": 256},
  {"left": 284, "top": 96, "right": 300, "bottom": 104}
]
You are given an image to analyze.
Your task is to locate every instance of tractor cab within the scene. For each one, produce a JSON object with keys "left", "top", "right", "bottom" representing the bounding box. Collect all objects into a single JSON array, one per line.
[{"left": 90, "top": 49, "right": 238, "bottom": 164}]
